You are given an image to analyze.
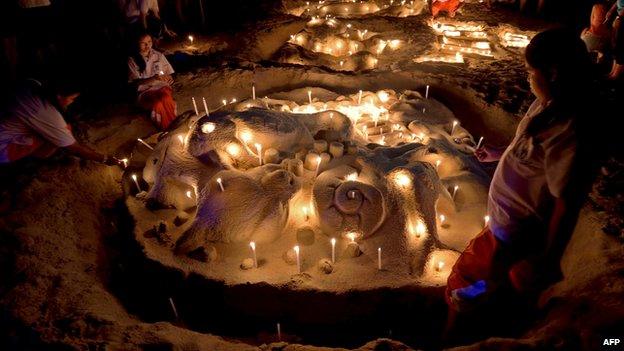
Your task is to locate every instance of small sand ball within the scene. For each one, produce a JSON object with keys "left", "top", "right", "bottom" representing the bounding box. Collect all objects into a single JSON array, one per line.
[
  {"left": 240, "top": 258, "right": 255, "bottom": 270},
  {"left": 283, "top": 248, "right": 298, "bottom": 265},
  {"left": 318, "top": 258, "right": 333, "bottom": 274},
  {"left": 314, "top": 140, "right": 328, "bottom": 153},
  {"left": 296, "top": 227, "right": 315, "bottom": 246},
  {"left": 135, "top": 190, "right": 148, "bottom": 200},
  {"left": 346, "top": 144, "right": 358, "bottom": 155},
  {"left": 264, "top": 148, "right": 280, "bottom": 164},
  {"left": 343, "top": 242, "right": 362, "bottom": 258},
  {"left": 174, "top": 211, "right": 190, "bottom": 226}
]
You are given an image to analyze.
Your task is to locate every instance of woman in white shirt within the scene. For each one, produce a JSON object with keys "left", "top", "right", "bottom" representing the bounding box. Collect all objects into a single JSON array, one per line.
[{"left": 128, "top": 32, "right": 177, "bottom": 130}]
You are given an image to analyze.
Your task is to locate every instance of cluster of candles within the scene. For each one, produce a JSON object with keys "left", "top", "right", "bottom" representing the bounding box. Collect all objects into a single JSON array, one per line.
[
  {"left": 302, "top": 0, "right": 422, "bottom": 18},
  {"left": 287, "top": 12, "right": 402, "bottom": 70},
  {"left": 417, "top": 20, "right": 532, "bottom": 63}
]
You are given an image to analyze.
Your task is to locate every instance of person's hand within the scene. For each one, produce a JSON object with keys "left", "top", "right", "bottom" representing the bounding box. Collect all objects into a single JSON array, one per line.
[
  {"left": 162, "top": 74, "right": 174, "bottom": 85},
  {"left": 103, "top": 155, "right": 122, "bottom": 167},
  {"left": 474, "top": 145, "right": 502, "bottom": 162}
]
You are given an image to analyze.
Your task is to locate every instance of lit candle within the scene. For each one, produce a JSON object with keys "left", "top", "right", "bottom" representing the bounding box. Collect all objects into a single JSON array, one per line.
[
  {"left": 476, "top": 136, "right": 484, "bottom": 149},
  {"left": 358, "top": 90, "right": 362, "bottom": 105},
  {"left": 255, "top": 143, "right": 262, "bottom": 165},
  {"left": 277, "top": 323, "right": 281, "bottom": 341},
  {"left": 348, "top": 190, "right": 356, "bottom": 199},
  {"left": 347, "top": 231, "right": 357, "bottom": 243},
  {"left": 177, "top": 135, "right": 185, "bottom": 145},
  {"left": 169, "top": 297, "right": 179, "bottom": 319},
  {"left": 422, "top": 107, "right": 426, "bottom": 114},
  {"left": 201, "top": 122, "right": 215, "bottom": 134},
  {"left": 188, "top": 35, "right": 194, "bottom": 44},
  {"left": 250, "top": 241, "right": 258, "bottom": 268},
  {"left": 484, "top": 215, "right": 490, "bottom": 227},
  {"left": 192, "top": 97, "right": 199, "bottom": 116},
  {"left": 186, "top": 190, "right": 192, "bottom": 198},
  {"left": 435, "top": 261, "right": 445, "bottom": 272},
  {"left": 159, "top": 70, "right": 164, "bottom": 76},
  {"left": 303, "top": 206, "right": 309, "bottom": 221},
  {"left": 308, "top": 90, "right": 312, "bottom": 105},
  {"left": 425, "top": 85, "right": 430, "bottom": 99},
  {"left": 121, "top": 158, "right": 128, "bottom": 168},
  {"left": 315, "top": 156, "right": 322, "bottom": 176},
  {"left": 377, "top": 247, "right": 382, "bottom": 270},
  {"left": 137, "top": 138, "right": 154, "bottom": 150},
  {"left": 222, "top": 99, "right": 227, "bottom": 106},
  {"left": 331, "top": 238, "right": 336, "bottom": 263},
  {"left": 435, "top": 159, "right": 441, "bottom": 170},
  {"left": 451, "top": 120, "right": 459, "bottom": 135},
  {"left": 439, "top": 214, "right": 446, "bottom": 225},
  {"left": 202, "top": 97, "right": 209, "bottom": 116},
  {"left": 294, "top": 245, "right": 301, "bottom": 273},
  {"left": 415, "top": 220, "right": 426, "bottom": 238},
  {"left": 131, "top": 174, "right": 141, "bottom": 192},
  {"left": 452, "top": 185, "right": 459, "bottom": 200},
  {"left": 216, "top": 178, "right": 224, "bottom": 192},
  {"left": 252, "top": 84, "right": 256, "bottom": 100}
]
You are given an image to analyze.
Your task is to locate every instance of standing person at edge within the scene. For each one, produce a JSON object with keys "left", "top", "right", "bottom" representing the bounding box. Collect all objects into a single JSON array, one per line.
[
  {"left": 606, "top": 0, "right": 624, "bottom": 79},
  {"left": 444, "top": 28, "right": 600, "bottom": 340},
  {"left": 0, "top": 79, "right": 121, "bottom": 166},
  {"left": 128, "top": 32, "right": 177, "bottom": 130}
]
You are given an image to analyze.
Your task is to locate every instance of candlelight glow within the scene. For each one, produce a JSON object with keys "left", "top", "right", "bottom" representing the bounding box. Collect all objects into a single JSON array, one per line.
[
  {"left": 240, "top": 131, "right": 252, "bottom": 143},
  {"left": 201, "top": 122, "right": 216, "bottom": 134},
  {"left": 345, "top": 172, "right": 358, "bottom": 181},
  {"left": 394, "top": 172, "right": 412, "bottom": 188},
  {"left": 226, "top": 143, "right": 241, "bottom": 157},
  {"left": 436, "top": 260, "right": 445, "bottom": 272}
]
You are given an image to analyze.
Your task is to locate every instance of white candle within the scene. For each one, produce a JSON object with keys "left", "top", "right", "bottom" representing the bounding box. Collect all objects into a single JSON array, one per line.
[
  {"left": 121, "top": 158, "right": 128, "bottom": 168},
  {"left": 277, "top": 323, "right": 281, "bottom": 341},
  {"left": 476, "top": 136, "right": 484, "bottom": 149},
  {"left": 435, "top": 159, "right": 441, "bottom": 170},
  {"left": 377, "top": 247, "right": 382, "bottom": 270},
  {"left": 186, "top": 190, "right": 192, "bottom": 198},
  {"left": 202, "top": 97, "right": 209, "bottom": 116},
  {"left": 439, "top": 214, "right": 446, "bottom": 225},
  {"left": 255, "top": 143, "right": 262, "bottom": 165},
  {"left": 188, "top": 35, "right": 194, "bottom": 44},
  {"left": 451, "top": 120, "right": 459, "bottom": 135},
  {"left": 315, "top": 156, "right": 322, "bottom": 176},
  {"left": 422, "top": 107, "right": 426, "bottom": 114},
  {"left": 177, "top": 135, "right": 185, "bottom": 145},
  {"left": 303, "top": 206, "right": 309, "bottom": 221},
  {"left": 347, "top": 231, "right": 357, "bottom": 243},
  {"left": 358, "top": 90, "right": 362, "bottom": 105},
  {"left": 192, "top": 97, "right": 199, "bottom": 116},
  {"left": 294, "top": 245, "right": 301, "bottom": 273},
  {"left": 331, "top": 238, "right": 336, "bottom": 263},
  {"left": 131, "top": 174, "right": 141, "bottom": 192},
  {"left": 216, "top": 178, "right": 224, "bottom": 192},
  {"left": 348, "top": 190, "right": 356, "bottom": 199},
  {"left": 484, "top": 215, "right": 490, "bottom": 227},
  {"left": 252, "top": 84, "right": 256, "bottom": 100},
  {"left": 452, "top": 185, "right": 459, "bottom": 200},
  {"left": 435, "top": 260, "right": 445, "bottom": 272},
  {"left": 222, "top": 99, "right": 227, "bottom": 106},
  {"left": 169, "top": 297, "right": 179, "bottom": 319},
  {"left": 137, "top": 138, "right": 154, "bottom": 150},
  {"left": 425, "top": 85, "right": 430, "bottom": 99},
  {"left": 308, "top": 90, "right": 312, "bottom": 105},
  {"left": 250, "top": 241, "right": 257, "bottom": 268}
]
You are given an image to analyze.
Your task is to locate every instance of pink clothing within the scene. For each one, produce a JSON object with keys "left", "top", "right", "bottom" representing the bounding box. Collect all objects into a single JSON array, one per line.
[
  {"left": 119, "top": 0, "right": 159, "bottom": 23},
  {"left": 487, "top": 99, "right": 577, "bottom": 244},
  {"left": 0, "top": 80, "right": 76, "bottom": 163}
]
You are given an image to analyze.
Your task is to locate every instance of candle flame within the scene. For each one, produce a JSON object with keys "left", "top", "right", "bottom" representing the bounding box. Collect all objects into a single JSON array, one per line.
[
  {"left": 250, "top": 241, "right": 256, "bottom": 250},
  {"left": 201, "top": 122, "right": 216, "bottom": 134},
  {"left": 226, "top": 143, "right": 241, "bottom": 157},
  {"left": 131, "top": 174, "right": 137, "bottom": 181},
  {"left": 186, "top": 190, "right": 192, "bottom": 198},
  {"left": 240, "top": 131, "right": 252, "bottom": 143},
  {"left": 436, "top": 261, "right": 445, "bottom": 272},
  {"left": 440, "top": 214, "right": 446, "bottom": 223},
  {"left": 394, "top": 172, "right": 411, "bottom": 187}
]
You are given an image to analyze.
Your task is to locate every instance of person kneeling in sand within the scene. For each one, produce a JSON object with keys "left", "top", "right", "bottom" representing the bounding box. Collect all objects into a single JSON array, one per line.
[
  {"left": 444, "top": 28, "right": 600, "bottom": 341},
  {"left": 128, "top": 32, "right": 178, "bottom": 130},
  {"left": 0, "top": 79, "right": 121, "bottom": 166},
  {"left": 431, "top": 0, "right": 462, "bottom": 18}
]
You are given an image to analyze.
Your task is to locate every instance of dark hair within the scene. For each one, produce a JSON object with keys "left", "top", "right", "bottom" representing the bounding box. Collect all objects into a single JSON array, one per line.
[
  {"left": 131, "top": 32, "right": 152, "bottom": 74},
  {"left": 525, "top": 27, "right": 593, "bottom": 103}
]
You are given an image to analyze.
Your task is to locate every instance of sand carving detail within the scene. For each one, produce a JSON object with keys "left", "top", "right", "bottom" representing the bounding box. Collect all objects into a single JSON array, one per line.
[{"left": 138, "top": 88, "right": 488, "bottom": 277}]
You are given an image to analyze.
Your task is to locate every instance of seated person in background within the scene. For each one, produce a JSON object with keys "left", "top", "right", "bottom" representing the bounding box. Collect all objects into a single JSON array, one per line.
[
  {"left": 580, "top": 4, "right": 611, "bottom": 59},
  {"left": 118, "top": 0, "right": 175, "bottom": 40},
  {"left": 0, "top": 79, "right": 121, "bottom": 165},
  {"left": 128, "top": 32, "right": 177, "bottom": 130},
  {"left": 431, "top": 0, "right": 462, "bottom": 18},
  {"left": 606, "top": 0, "right": 624, "bottom": 79}
]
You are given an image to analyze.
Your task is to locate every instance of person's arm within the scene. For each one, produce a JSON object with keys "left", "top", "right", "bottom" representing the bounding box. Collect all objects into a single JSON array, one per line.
[
  {"left": 65, "top": 142, "right": 121, "bottom": 166},
  {"left": 605, "top": 2, "right": 619, "bottom": 24}
]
